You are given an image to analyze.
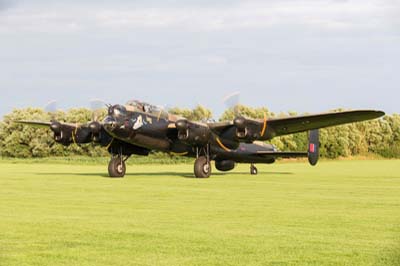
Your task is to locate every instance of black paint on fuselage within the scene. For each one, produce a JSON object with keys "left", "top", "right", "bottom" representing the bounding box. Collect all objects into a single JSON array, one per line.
[{"left": 102, "top": 105, "right": 276, "bottom": 162}]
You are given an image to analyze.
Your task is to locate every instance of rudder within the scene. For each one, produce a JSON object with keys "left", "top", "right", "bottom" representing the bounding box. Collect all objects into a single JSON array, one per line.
[{"left": 308, "top": 129, "right": 319, "bottom": 166}]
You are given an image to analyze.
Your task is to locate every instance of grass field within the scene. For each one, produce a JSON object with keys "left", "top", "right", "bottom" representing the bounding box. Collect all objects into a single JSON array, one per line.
[{"left": 0, "top": 160, "right": 399, "bottom": 266}]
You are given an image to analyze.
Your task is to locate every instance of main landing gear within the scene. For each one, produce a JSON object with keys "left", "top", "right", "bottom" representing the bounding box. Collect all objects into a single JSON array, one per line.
[
  {"left": 194, "top": 145, "right": 212, "bottom": 178},
  {"left": 108, "top": 155, "right": 130, "bottom": 178},
  {"left": 194, "top": 156, "right": 212, "bottom": 178},
  {"left": 250, "top": 164, "right": 258, "bottom": 175}
]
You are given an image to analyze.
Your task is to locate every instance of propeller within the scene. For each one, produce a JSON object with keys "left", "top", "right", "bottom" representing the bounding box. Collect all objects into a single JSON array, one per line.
[
  {"left": 43, "top": 99, "right": 109, "bottom": 144},
  {"left": 44, "top": 100, "right": 60, "bottom": 122},
  {"left": 223, "top": 92, "right": 251, "bottom": 137},
  {"left": 223, "top": 91, "right": 241, "bottom": 118},
  {"left": 90, "top": 98, "right": 108, "bottom": 122},
  {"left": 157, "top": 103, "right": 173, "bottom": 115},
  {"left": 88, "top": 99, "right": 109, "bottom": 141},
  {"left": 43, "top": 100, "right": 63, "bottom": 135}
]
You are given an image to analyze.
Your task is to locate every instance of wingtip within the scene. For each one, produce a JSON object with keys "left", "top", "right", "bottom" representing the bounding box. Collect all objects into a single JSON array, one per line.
[
  {"left": 358, "top": 110, "right": 385, "bottom": 119},
  {"left": 374, "top": 110, "right": 386, "bottom": 118},
  {"left": 13, "top": 120, "right": 38, "bottom": 124}
]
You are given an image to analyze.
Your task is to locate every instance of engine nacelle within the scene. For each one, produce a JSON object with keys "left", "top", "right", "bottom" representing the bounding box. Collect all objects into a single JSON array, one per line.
[
  {"left": 215, "top": 160, "right": 236, "bottom": 172},
  {"left": 89, "top": 122, "right": 102, "bottom": 142},
  {"left": 176, "top": 119, "right": 211, "bottom": 146},
  {"left": 50, "top": 122, "right": 73, "bottom": 146},
  {"left": 50, "top": 122, "right": 93, "bottom": 146},
  {"left": 234, "top": 117, "right": 261, "bottom": 143}
]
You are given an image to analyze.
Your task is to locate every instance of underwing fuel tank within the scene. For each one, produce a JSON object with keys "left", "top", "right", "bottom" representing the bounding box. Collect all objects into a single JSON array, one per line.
[{"left": 308, "top": 129, "right": 320, "bottom": 166}]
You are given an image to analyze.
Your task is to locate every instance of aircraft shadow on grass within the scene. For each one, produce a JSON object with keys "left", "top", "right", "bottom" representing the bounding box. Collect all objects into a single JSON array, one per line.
[{"left": 36, "top": 171, "right": 294, "bottom": 179}]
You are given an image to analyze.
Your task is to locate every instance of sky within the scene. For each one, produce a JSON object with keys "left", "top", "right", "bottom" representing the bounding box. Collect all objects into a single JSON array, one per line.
[{"left": 0, "top": 0, "right": 399, "bottom": 119}]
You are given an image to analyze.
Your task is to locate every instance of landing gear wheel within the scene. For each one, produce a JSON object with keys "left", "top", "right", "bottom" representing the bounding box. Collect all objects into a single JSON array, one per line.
[
  {"left": 250, "top": 164, "right": 258, "bottom": 175},
  {"left": 108, "top": 157, "right": 126, "bottom": 178},
  {"left": 194, "top": 156, "right": 211, "bottom": 178}
]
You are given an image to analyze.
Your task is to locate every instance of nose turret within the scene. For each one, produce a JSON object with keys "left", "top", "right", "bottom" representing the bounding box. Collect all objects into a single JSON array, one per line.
[
  {"left": 103, "top": 115, "right": 118, "bottom": 131},
  {"left": 108, "top": 104, "right": 127, "bottom": 119},
  {"left": 103, "top": 104, "right": 127, "bottom": 132}
]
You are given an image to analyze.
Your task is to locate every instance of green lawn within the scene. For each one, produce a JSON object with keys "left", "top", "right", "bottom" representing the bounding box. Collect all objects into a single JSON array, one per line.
[{"left": 0, "top": 160, "right": 399, "bottom": 266}]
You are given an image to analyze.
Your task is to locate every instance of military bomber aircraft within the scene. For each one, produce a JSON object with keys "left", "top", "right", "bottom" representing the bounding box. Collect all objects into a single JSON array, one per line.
[{"left": 17, "top": 100, "right": 385, "bottom": 178}]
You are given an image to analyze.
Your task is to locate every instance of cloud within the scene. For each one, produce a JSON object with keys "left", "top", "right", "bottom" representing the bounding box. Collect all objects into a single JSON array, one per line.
[
  {"left": 87, "top": 2, "right": 390, "bottom": 33},
  {"left": 382, "top": 0, "right": 400, "bottom": 30},
  {"left": 0, "top": 0, "right": 399, "bottom": 117},
  {"left": 0, "top": 0, "right": 397, "bottom": 34},
  {"left": 0, "top": 0, "right": 16, "bottom": 11}
]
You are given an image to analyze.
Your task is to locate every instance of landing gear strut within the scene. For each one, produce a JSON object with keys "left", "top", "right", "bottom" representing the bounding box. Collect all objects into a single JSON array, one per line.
[
  {"left": 108, "top": 154, "right": 130, "bottom": 178},
  {"left": 194, "top": 145, "right": 212, "bottom": 178},
  {"left": 250, "top": 164, "right": 258, "bottom": 175}
]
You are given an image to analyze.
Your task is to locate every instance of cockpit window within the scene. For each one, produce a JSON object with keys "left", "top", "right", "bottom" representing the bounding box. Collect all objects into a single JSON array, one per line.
[
  {"left": 126, "top": 100, "right": 145, "bottom": 112},
  {"left": 126, "top": 100, "right": 168, "bottom": 119}
]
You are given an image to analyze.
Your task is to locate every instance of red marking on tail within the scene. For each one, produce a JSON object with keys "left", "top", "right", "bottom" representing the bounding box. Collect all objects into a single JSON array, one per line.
[{"left": 309, "top": 143, "right": 315, "bottom": 153}]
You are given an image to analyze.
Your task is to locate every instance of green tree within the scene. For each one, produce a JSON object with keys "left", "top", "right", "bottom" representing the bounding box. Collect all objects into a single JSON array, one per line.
[
  {"left": 0, "top": 108, "right": 107, "bottom": 158},
  {"left": 219, "top": 105, "right": 273, "bottom": 121},
  {"left": 169, "top": 105, "right": 213, "bottom": 121},
  {"left": 1, "top": 106, "right": 398, "bottom": 159},
  {"left": 0, "top": 108, "right": 53, "bottom": 158}
]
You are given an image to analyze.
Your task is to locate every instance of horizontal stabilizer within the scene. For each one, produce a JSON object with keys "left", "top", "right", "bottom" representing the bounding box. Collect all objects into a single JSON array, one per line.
[{"left": 256, "top": 151, "right": 308, "bottom": 158}]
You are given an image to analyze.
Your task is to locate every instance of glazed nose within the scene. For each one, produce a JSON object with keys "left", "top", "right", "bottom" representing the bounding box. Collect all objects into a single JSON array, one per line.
[{"left": 103, "top": 116, "right": 118, "bottom": 130}]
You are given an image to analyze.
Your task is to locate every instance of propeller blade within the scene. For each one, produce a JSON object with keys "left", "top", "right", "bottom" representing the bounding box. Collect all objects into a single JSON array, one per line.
[
  {"left": 223, "top": 91, "right": 241, "bottom": 117},
  {"left": 90, "top": 98, "right": 107, "bottom": 111},
  {"left": 44, "top": 100, "right": 58, "bottom": 113},
  {"left": 44, "top": 100, "right": 59, "bottom": 122},
  {"left": 156, "top": 103, "right": 174, "bottom": 114},
  {"left": 89, "top": 98, "right": 107, "bottom": 122}
]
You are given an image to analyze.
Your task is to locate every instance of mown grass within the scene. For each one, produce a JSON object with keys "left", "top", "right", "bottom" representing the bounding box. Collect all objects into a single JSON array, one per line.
[
  {"left": 0, "top": 160, "right": 399, "bottom": 266},
  {"left": 0, "top": 153, "right": 194, "bottom": 165}
]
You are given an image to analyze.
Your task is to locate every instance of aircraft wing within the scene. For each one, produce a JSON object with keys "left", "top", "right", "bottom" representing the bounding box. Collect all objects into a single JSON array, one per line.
[
  {"left": 264, "top": 110, "right": 385, "bottom": 139},
  {"left": 210, "top": 110, "right": 385, "bottom": 141},
  {"left": 15, "top": 120, "right": 79, "bottom": 129},
  {"left": 14, "top": 120, "right": 102, "bottom": 146},
  {"left": 15, "top": 120, "right": 53, "bottom": 128}
]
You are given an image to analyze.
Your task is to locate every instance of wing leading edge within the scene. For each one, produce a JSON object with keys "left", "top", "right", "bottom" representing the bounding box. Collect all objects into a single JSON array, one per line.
[{"left": 263, "top": 110, "right": 385, "bottom": 139}]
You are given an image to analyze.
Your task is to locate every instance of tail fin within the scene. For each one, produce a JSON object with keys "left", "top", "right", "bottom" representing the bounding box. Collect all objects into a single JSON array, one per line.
[{"left": 308, "top": 129, "right": 320, "bottom": 166}]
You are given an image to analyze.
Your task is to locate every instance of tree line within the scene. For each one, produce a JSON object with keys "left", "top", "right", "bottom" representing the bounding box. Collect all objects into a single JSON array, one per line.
[{"left": 0, "top": 106, "right": 399, "bottom": 159}]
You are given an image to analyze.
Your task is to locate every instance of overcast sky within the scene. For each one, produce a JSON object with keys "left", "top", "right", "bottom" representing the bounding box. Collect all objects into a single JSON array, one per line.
[{"left": 0, "top": 0, "right": 399, "bottom": 118}]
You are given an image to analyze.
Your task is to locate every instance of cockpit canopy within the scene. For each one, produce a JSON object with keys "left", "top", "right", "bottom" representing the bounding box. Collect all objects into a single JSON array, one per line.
[{"left": 125, "top": 100, "right": 168, "bottom": 119}]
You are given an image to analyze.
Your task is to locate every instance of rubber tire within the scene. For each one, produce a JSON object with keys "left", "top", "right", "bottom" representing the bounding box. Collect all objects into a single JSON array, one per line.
[
  {"left": 194, "top": 156, "right": 211, "bottom": 178},
  {"left": 250, "top": 165, "right": 258, "bottom": 175},
  {"left": 108, "top": 157, "right": 126, "bottom": 178}
]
